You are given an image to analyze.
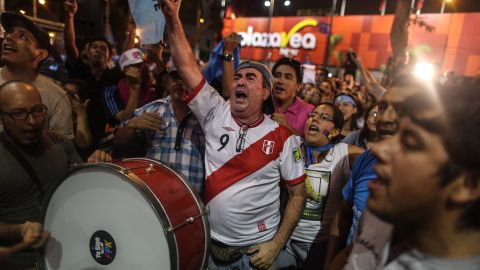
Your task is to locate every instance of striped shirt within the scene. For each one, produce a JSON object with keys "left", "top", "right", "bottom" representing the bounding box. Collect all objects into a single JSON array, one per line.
[{"left": 132, "top": 96, "right": 205, "bottom": 195}]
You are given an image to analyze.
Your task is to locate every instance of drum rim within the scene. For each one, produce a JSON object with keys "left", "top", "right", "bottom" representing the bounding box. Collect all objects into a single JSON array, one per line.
[
  {"left": 39, "top": 161, "right": 179, "bottom": 269},
  {"left": 124, "top": 158, "right": 211, "bottom": 270}
]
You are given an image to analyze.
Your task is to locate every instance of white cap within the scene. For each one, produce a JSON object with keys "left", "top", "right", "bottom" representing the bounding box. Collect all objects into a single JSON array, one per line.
[{"left": 119, "top": 48, "right": 144, "bottom": 71}]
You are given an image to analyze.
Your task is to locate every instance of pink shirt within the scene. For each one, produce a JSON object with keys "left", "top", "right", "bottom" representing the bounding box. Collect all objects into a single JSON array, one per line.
[{"left": 280, "top": 97, "right": 314, "bottom": 136}]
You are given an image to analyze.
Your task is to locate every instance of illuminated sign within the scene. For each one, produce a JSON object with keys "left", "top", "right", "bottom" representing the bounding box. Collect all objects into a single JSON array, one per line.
[{"left": 238, "top": 19, "right": 318, "bottom": 50}]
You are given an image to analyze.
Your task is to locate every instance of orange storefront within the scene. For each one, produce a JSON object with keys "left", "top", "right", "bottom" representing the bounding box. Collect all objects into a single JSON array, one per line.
[{"left": 222, "top": 13, "right": 480, "bottom": 76}]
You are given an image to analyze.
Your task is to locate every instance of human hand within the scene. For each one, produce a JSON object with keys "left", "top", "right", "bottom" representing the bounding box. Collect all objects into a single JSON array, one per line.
[
  {"left": 223, "top": 32, "right": 239, "bottom": 55},
  {"left": 159, "top": 0, "right": 182, "bottom": 18},
  {"left": 64, "top": 0, "right": 78, "bottom": 17},
  {"left": 125, "top": 66, "right": 143, "bottom": 87},
  {"left": 87, "top": 150, "right": 113, "bottom": 163},
  {"left": 21, "top": 221, "right": 50, "bottom": 249},
  {"left": 271, "top": 112, "right": 288, "bottom": 127},
  {"left": 248, "top": 240, "right": 282, "bottom": 270},
  {"left": 128, "top": 112, "right": 166, "bottom": 132}
]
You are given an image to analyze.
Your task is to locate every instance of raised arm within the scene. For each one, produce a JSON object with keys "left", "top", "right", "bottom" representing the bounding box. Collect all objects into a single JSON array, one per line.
[
  {"left": 221, "top": 32, "right": 239, "bottom": 99},
  {"left": 64, "top": 0, "right": 80, "bottom": 64},
  {"left": 160, "top": 0, "right": 203, "bottom": 92}
]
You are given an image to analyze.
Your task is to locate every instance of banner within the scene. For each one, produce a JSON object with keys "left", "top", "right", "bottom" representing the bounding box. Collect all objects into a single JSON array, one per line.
[{"left": 127, "top": 0, "right": 165, "bottom": 44}]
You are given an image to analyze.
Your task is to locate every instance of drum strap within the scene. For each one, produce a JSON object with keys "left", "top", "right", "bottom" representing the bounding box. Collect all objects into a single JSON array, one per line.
[{"left": 0, "top": 132, "right": 45, "bottom": 195}]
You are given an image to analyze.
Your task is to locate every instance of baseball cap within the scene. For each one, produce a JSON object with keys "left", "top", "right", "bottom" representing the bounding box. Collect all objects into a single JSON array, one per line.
[
  {"left": 236, "top": 61, "right": 274, "bottom": 91},
  {"left": 1, "top": 11, "right": 59, "bottom": 61},
  {"left": 119, "top": 48, "right": 144, "bottom": 71}
]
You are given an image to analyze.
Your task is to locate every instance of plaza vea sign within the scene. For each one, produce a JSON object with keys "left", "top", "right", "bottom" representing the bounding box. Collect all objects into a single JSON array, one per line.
[{"left": 238, "top": 19, "right": 318, "bottom": 50}]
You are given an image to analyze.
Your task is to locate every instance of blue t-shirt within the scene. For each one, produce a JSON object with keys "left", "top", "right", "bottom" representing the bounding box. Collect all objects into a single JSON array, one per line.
[{"left": 342, "top": 149, "right": 377, "bottom": 244}]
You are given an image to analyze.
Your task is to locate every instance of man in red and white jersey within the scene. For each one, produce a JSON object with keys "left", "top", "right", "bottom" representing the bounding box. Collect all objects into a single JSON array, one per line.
[{"left": 159, "top": 1, "right": 307, "bottom": 269}]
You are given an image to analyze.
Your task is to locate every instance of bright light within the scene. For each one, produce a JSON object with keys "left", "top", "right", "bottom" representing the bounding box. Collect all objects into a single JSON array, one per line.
[
  {"left": 19, "top": 10, "right": 26, "bottom": 14},
  {"left": 231, "top": 13, "right": 236, "bottom": 20},
  {"left": 134, "top": 37, "right": 139, "bottom": 44},
  {"left": 199, "top": 18, "right": 205, "bottom": 24},
  {"left": 48, "top": 32, "right": 55, "bottom": 38},
  {"left": 446, "top": 0, "right": 453, "bottom": 2},
  {"left": 221, "top": 0, "right": 226, "bottom": 7},
  {"left": 264, "top": 1, "right": 271, "bottom": 7},
  {"left": 284, "top": 0, "right": 291, "bottom": 6},
  {"left": 39, "top": 0, "right": 46, "bottom": 5},
  {"left": 135, "top": 28, "right": 140, "bottom": 36},
  {"left": 414, "top": 62, "right": 434, "bottom": 81}
]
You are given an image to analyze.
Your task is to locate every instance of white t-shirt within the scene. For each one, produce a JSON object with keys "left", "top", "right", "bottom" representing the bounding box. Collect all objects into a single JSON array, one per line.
[
  {"left": 292, "top": 143, "right": 350, "bottom": 243},
  {"left": 187, "top": 79, "right": 305, "bottom": 246}
]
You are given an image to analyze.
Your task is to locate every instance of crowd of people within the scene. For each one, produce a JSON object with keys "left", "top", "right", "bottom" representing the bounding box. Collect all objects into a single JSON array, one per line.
[{"left": 0, "top": 0, "right": 479, "bottom": 269}]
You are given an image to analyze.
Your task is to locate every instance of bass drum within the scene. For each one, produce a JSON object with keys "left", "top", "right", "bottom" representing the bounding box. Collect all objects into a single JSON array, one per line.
[{"left": 42, "top": 158, "right": 209, "bottom": 270}]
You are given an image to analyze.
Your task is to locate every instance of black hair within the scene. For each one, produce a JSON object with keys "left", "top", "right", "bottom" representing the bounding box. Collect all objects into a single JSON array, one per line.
[
  {"left": 88, "top": 37, "right": 113, "bottom": 55},
  {"left": 334, "top": 93, "right": 362, "bottom": 132},
  {"left": 357, "top": 102, "right": 378, "bottom": 149},
  {"left": 316, "top": 102, "right": 344, "bottom": 143},
  {"left": 272, "top": 57, "right": 302, "bottom": 83}
]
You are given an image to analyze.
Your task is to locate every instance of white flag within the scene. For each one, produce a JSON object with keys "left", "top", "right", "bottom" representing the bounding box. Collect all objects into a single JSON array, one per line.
[{"left": 127, "top": 0, "right": 165, "bottom": 44}]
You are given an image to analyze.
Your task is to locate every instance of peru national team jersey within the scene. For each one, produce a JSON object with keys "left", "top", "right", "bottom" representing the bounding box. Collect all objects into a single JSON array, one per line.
[{"left": 186, "top": 79, "right": 305, "bottom": 246}]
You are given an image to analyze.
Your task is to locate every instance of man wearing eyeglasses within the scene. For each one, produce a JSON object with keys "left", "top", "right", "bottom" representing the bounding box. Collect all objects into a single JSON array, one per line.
[
  {"left": 159, "top": 1, "right": 306, "bottom": 269},
  {"left": 0, "top": 11, "right": 74, "bottom": 140},
  {"left": 0, "top": 80, "right": 110, "bottom": 269}
]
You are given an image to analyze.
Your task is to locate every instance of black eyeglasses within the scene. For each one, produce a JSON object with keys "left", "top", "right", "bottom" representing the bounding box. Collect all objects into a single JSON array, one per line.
[
  {"left": 307, "top": 112, "right": 333, "bottom": 122},
  {"left": 0, "top": 104, "right": 47, "bottom": 121},
  {"left": 236, "top": 127, "right": 248, "bottom": 152}
]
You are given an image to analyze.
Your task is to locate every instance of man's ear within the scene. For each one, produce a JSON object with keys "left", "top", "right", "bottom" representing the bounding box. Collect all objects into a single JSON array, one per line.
[
  {"left": 35, "top": 49, "right": 49, "bottom": 63},
  {"left": 448, "top": 172, "right": 480, "bottom": 204},
  {"left": 262, "top": 87, "right": 271, "bottom": 101}
]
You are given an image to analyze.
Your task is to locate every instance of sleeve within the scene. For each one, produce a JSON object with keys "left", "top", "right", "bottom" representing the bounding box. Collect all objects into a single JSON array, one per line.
[
  {"left": 342, "top": 151, "right": 364, "bottom": 203},
  {"left": 342, "top": 131, "right": 357, "bottom": 145},
  {"left": 102, "top": 85, "right": 123, "bottom": 126},
  {"left": 103, "top": 85, "right": 123, "bottom": 117},
  {"left": 279, "top": 134, "right": 305, "bottom": 185},
  {"left": 49, "top": 91, "right": 75, "bottom": 140},
  {"left": 185, "top": 79, "right": 227, "bottom": 130}
]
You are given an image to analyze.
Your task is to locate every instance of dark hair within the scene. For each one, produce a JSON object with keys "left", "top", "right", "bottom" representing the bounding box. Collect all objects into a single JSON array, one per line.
[
  {"left": 440, "top": 82, "right": 480, "bottom": 230},
  {"left": 357, "top": 103, "right": 378, "bottom": 148},
  {"left": 334, "top": 93, "right": 362, "bottom": 132},
  {"left": 316, "top": 102, "right": 344, "bottom": 143},
  {"left": 272, "top": 57, "right": 302, "bottom": 83},
  {"left": 88, "top": 37, "right": 113, "bottom": 55}
]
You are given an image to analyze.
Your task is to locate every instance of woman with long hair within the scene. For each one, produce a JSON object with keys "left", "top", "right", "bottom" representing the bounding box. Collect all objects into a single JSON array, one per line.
[
  {"left": 342, "top": 103, "right": 378, "bottom": 150},
  {"left": 277, "top": 103, "right": 363, "bottom": 270}
]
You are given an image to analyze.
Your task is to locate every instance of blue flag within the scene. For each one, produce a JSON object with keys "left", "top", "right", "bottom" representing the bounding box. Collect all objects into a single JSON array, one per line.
[
  {"left": 202, "top": 41, "right": 240, "bottom": 83},
  {"left": 127, "top": 0, "right": 165, "bottom": 44}
]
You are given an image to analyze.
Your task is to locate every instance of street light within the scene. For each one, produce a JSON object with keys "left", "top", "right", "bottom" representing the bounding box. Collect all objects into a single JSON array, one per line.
[
  {"left": 441, "top": 0, "right": 453, "bottom": 14},
  {"left": 264, "top": 1, "right": 271, "bottom": 7},
  {"left": 39, "top": 0, "right": 46, "bottom": 5},
  {"left": 284, "top": 0, "right": 291, "bottom": 6}
]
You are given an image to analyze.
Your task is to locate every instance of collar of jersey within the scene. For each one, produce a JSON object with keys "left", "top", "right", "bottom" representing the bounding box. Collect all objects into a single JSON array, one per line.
[{"left": 232, "top": 113, "right": 265, "bottom": 129}]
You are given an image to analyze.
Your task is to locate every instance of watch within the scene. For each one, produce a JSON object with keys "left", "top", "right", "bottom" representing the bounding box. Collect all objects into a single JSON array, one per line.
[{"left": 221, "top": 54, "right": 234, "bottom": 62}]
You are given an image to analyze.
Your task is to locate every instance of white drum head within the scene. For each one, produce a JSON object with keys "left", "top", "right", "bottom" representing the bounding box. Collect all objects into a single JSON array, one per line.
[{"left": 43, "top": 165, "right": 175, "bottom": 270}]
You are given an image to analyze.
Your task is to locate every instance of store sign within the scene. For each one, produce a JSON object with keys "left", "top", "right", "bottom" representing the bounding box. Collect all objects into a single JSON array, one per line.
[{"left": 238, "top": 19, "right": 318, "bottom": 50}]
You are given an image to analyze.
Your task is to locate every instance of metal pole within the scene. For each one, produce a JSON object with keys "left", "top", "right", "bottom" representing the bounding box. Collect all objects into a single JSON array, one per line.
[
  {"left": 265, "top": 0, "right": 275, "bottom": 61},
  {"left": 410, "top": 0, "right": 415, "bottom": 10},
  {"left": 381, "top": 0, "right": 387, "bottom": 16},
  {"left": 440, "top": 0, "right": 446, "bottom": 14},
  {"left": 340, "top": 0, "right": 346, "bottom": 16},
  {"left": 324, "top": 0, "right": 337, "bottom": 65},
  {"left": 33, "top": 0, "right": 37, "bottom": 18}
]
